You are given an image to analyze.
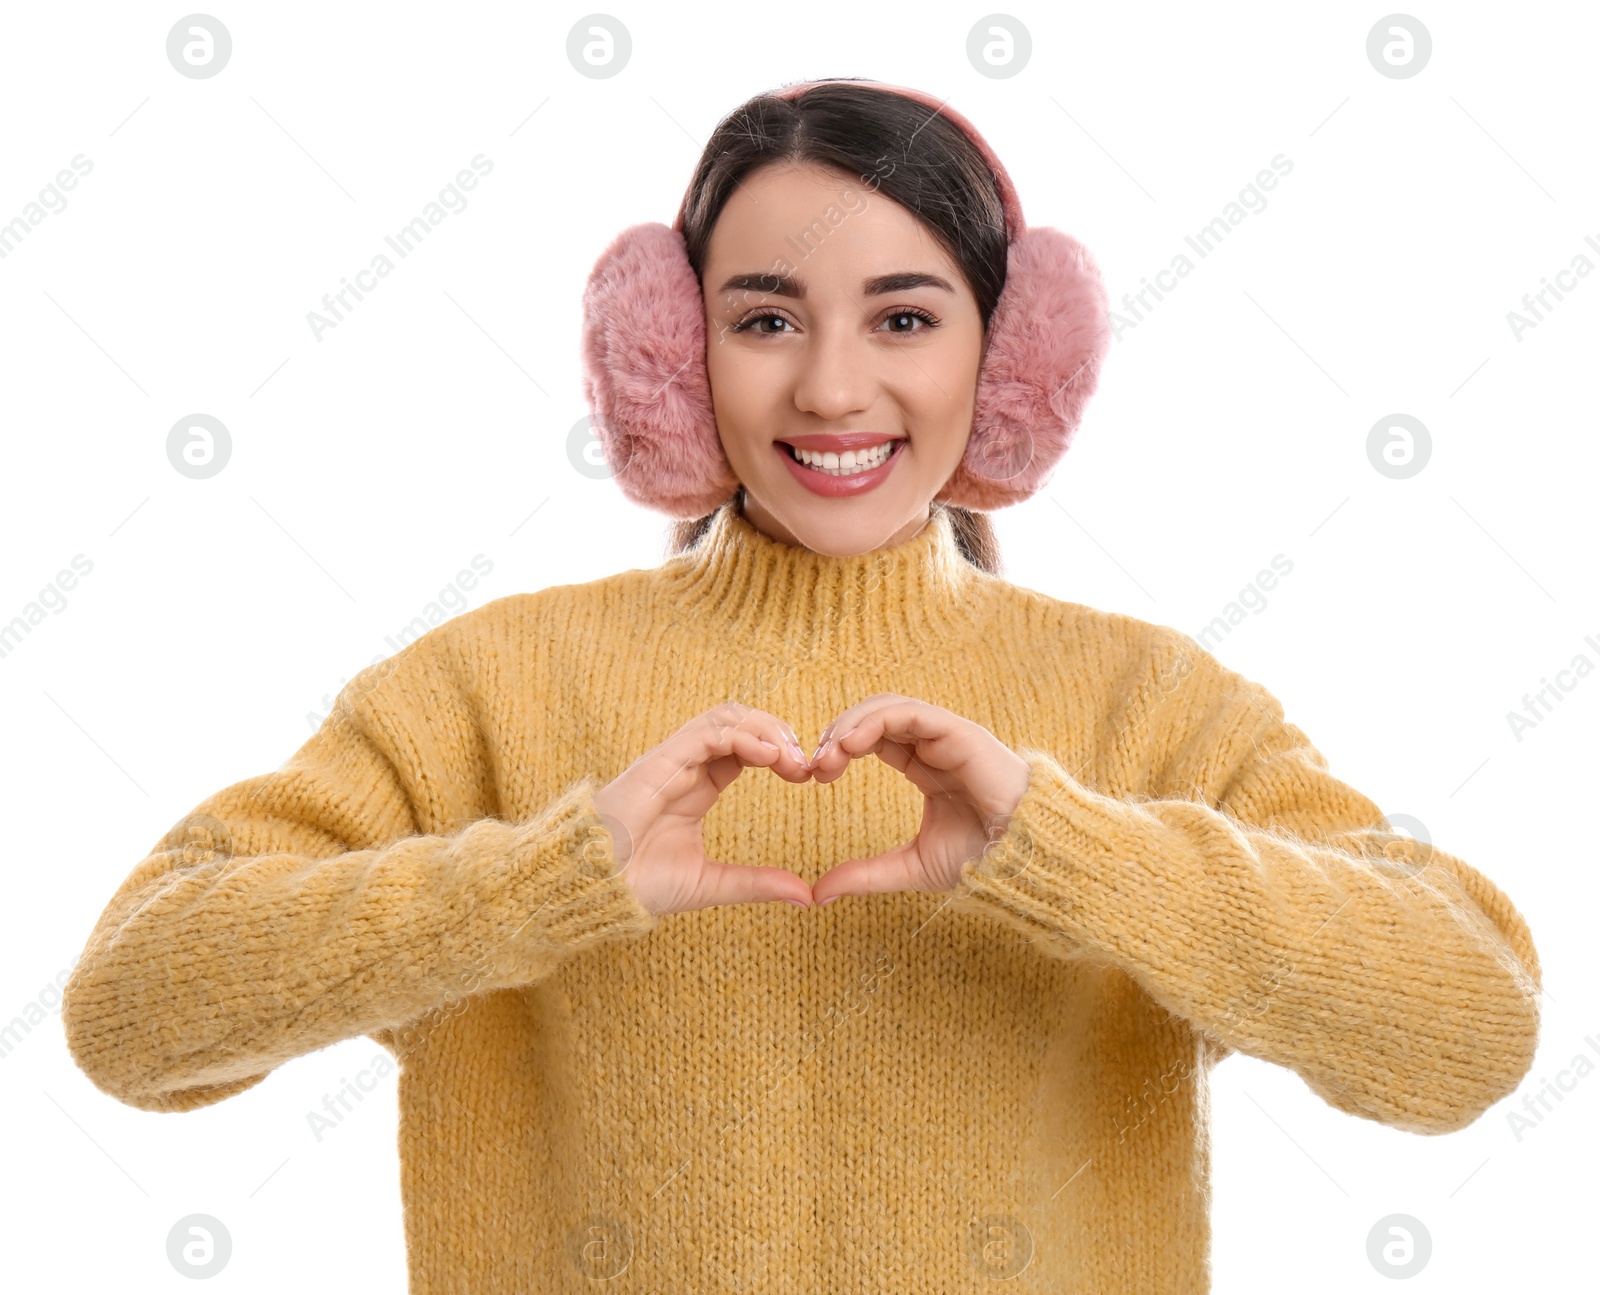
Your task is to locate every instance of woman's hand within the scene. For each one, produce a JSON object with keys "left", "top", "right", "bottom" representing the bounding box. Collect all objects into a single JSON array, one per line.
[
  {"left": 591, "top": 702, "right": 817, "bottom": 917},
  {"left": 808, "top": 694, "right": 1031, "bottom": 904}
]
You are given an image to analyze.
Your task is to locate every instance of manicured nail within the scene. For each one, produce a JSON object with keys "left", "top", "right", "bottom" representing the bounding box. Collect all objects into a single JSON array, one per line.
[
  {"left": 758, "top": 739, "right": 780, "bottom": 752},
  {"left": 785, "top": 898, "right": 810, "bottom": 909},
  {"left": 820, "top": 895, "right": 842, "bottom": 906}
]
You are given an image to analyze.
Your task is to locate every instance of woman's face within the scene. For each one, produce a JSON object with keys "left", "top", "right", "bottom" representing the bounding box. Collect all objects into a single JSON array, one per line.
[{"left": 701, "top": 160, "right": 987, "bottom": 556}]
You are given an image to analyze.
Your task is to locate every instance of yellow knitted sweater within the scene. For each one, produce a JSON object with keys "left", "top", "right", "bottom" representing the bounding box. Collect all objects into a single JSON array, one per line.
[{"left": 63, "top": 499, "right": 1541, "bottom": 1293}]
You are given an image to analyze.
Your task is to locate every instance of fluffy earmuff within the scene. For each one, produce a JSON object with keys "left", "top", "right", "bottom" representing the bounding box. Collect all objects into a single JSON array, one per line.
[
  {"left": 950, "top": 225, "right": 1110, "bottom": 510},
  {"left": 581, "top": 222, "right": 739, "bottom": 519}
]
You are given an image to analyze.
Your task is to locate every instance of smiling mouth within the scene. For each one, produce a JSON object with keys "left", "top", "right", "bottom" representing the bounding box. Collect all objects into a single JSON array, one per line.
[{"left": 778, "top": 439, "right": 906, "bottom": 477}]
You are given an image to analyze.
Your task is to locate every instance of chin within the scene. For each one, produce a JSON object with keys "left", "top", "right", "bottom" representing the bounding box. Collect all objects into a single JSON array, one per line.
[{"left": 782, "top": 498, "right": 919, "bottom": 556}]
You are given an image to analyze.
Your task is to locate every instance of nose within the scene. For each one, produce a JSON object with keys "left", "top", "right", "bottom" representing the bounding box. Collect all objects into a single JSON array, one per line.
[{"left": 790, "top": 316, "right": 875, "bottom": 421}]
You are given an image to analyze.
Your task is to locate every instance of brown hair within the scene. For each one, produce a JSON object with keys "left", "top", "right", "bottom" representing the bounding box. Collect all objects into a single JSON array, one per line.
[{"left": 663, "top": 79, "right": 1006, "bottom": 575}]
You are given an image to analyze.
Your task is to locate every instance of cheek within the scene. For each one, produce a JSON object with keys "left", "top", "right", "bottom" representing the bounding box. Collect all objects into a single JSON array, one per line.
[
  {"left": 902, "top": 332, "right": 983, "bottom": 468},
  {"left": 904, "top": 331, "right": 984, "bottom": 413},
  {"left": 705, "top": 337, "right": 755, "bottom": 415},
  {"left": 704, "top": 331, "right": 734, "bottom": 395},
  {"left": 704, "top": 337, "right": 777, "bottom": 475}
]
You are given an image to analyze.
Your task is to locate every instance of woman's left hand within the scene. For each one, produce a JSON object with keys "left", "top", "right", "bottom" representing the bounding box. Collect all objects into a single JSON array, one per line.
[{"left": 807, "top": 694, "right": 1032, "bottom": 904}]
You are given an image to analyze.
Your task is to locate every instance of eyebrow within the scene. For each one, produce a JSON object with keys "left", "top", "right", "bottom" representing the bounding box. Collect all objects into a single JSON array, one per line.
[{"left": 714, "top": 271, "right": 955, "bottom": 300}]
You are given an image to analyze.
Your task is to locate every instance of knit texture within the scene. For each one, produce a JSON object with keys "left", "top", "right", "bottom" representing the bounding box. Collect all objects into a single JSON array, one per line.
[{"left": 62, "top": 499, "right": 1542, "bottom": 1293}]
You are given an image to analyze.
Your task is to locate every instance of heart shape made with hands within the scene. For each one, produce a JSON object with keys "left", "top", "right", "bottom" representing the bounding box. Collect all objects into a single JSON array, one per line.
[{"left": 779, "top": 693, "right": 1035, "bottom": 906}]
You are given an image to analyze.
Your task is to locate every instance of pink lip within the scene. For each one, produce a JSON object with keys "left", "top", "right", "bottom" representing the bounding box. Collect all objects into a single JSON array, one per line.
[{"left": 775, "top": 437, "right": 907, "bottom": 497}]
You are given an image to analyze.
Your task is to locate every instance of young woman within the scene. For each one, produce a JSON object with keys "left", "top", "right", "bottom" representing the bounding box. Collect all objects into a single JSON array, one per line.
[{"left": 64, "top": 79, "right": 1541, "bottom": 1293}]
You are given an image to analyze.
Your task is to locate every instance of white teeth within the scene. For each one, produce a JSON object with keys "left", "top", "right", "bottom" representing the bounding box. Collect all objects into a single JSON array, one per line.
[{"left": 788, "top": 441, "right": 898, "bottom": 475}]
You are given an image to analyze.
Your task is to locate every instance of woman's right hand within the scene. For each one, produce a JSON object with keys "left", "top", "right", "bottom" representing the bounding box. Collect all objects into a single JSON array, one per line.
[{"left": 590, "top": 702, "right": 817, "bottom": 917}]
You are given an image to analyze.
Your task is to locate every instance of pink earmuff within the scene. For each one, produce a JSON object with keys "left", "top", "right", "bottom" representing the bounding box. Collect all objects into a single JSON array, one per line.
[{"left": 580, "top": 78, "right": 1112, "bottom": 518}]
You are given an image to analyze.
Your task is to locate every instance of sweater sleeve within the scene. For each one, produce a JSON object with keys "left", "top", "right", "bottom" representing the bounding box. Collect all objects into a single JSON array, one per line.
[
  {"left": 61, "top": 646, "right": 659, "bottom": 1115},
  {"left": 954, "top": 633, "right": 1542, "bottom": 1135}
]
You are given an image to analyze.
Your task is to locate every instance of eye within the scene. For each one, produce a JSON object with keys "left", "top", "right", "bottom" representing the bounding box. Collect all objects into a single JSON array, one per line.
[
  {"left": 877, "top": 307, "right": 940, "bottom": 334},
  {"left": 728, "top": 305, "right": 943, "bottom": 336},
  {"left": 730, "top": 310, "right": 793, "bottom": 335}
]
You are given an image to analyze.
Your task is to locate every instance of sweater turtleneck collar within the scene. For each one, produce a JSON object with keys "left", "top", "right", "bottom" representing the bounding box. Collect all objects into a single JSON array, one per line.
[{"left": 661, "top": 497, "right": 982, "bottom": 665}]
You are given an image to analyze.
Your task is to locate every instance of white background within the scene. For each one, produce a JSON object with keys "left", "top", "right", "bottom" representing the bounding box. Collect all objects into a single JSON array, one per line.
[{"left": 2, "top": 1, "right": 1593, "bottom": 1289}]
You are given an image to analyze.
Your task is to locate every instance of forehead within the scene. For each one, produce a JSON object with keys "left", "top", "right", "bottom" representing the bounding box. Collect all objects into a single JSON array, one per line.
[{"left": 703, "top": 160, "right": 957, "bottom": 279}]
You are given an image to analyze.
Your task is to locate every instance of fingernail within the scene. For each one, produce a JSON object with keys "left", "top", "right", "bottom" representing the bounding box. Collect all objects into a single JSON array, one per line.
[
  {"left": 787, "top": 739, "right": 807, "bottom": 762},
  {"left": 820, "top": 895, "right": 842, "bottom": 906},
  {"left": 758, "top": 739, "right": 780, "bottom": 752},
  {"left": 785, "top": 898, "right": 810, "bottom": 909},
  {"left": 812, "top": 739, "right": 832, "bottom": 761}
]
